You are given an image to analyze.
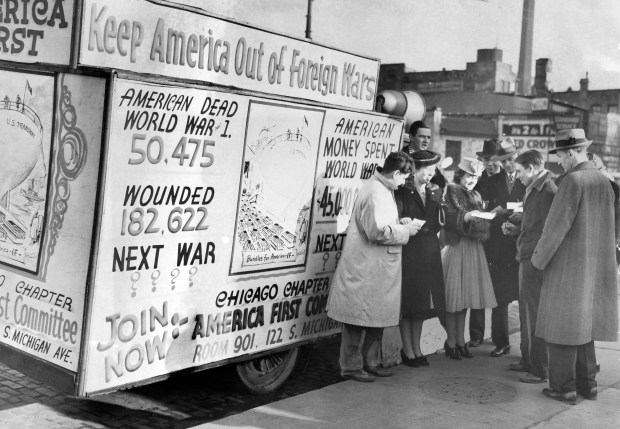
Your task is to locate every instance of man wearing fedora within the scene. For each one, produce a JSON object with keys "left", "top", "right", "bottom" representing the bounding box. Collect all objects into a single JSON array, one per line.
[
  {"left": 531, "top": 129, "right": 618, "bottom": 404},
  {"left": 468, "top": 139, "right": 502, "bottom": 347},
  {"left": 473, "top": 138, "right": 525, "bottom": 357},
  {"left": 473, "top": 139, "right": 502, "bottom": 203}
]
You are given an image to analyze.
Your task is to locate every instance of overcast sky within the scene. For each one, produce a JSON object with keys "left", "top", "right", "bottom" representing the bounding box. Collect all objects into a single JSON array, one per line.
[{"left": 179, "top": 0, "right": 620, "bottom": 92}]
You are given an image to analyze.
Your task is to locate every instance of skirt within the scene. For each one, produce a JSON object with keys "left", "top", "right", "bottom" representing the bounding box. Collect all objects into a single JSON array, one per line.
[{"left": 441, "top": 237, "right": 497, "bottom": 312}]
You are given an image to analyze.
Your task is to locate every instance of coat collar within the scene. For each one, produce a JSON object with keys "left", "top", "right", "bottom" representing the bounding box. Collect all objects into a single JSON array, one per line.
[
  {"left": 374, "top": 171, "right": 398, "bottom": 190},
  {"left": 530, "top": 169, "right": 551, "bottom": 192},
  {"left": 568, "top": 161, "right": 596, "bottom": 174},
  {"left": 524, "top": 169, "right": 552, "bottom": 204}
]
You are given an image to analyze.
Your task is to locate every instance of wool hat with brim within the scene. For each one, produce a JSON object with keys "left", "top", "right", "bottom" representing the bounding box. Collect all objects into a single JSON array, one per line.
[
  {"left": 476, "top": 139, "right": 499, "bottom": 160},
  {"left": 458, "top": 157, "right": 485, "bottom": 176},
  {"left": 549, "top": 128, "right": 592, "bottom": 154},
  {"left": 411, "top": 150, "right": 441, "bottom": 166},
  {"left": 491, "top": 137, "right": 519, "bottom": 161}
]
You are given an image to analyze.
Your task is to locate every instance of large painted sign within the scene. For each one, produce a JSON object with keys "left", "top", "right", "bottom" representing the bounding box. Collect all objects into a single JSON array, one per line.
[
  {"left": 82, "top": 77, "right": 402, "bottom": 393},
  {"left": 78, "top": 0, "right": 379, "bottom": 110},
  {"left": 0, "top": 0, "right": 74, "bottom": 65},
  {"left": 0, "top": 70, "right": 105, "bottom": 371}
]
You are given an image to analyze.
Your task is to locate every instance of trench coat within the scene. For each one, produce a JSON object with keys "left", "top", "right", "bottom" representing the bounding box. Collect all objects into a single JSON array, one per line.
[
  {"left": 484, "top": 170, "right": 526, "bottom": 303},
  {"left": 531, "top": 162, "right": 618, "bottom": 345},
  {"left": 327, "top": 172, "right": 410, "bottom": 327}
]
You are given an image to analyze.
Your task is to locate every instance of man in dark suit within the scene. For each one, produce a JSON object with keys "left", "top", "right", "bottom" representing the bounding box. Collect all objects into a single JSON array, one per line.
[
  {"left": 472, "top": 138, "right": 525, "bottom": 357},
  {"left": 473, "top": 139, "right": 501, "bottom": 203},
  {"left": 468, "top": 139, "right": 501, "bottom": 347}
]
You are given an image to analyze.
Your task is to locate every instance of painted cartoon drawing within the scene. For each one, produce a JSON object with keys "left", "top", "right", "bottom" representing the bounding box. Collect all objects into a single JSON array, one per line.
[
  {"left": 230, "top": 102, "right": 324, "bottom": 274},
  {"left": 0, "top": 72, "right": 53, "bottom": 273}
]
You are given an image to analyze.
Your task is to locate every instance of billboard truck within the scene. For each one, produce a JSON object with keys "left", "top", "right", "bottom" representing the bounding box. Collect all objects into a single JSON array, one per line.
[{"left": 0, "top": 0, "right": 421, "bottom": 396}]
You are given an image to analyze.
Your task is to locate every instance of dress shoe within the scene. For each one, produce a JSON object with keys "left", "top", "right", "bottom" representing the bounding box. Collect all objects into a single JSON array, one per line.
[
  {"left": 401, "top": 350, "right": 421, "bottom": 367},
  {"left": 457, "top": 344, "right": 473, "bottom": 358},
  {"left": 490, "top": 345, "right": 511, "bottom": 357},
  {"left": 468, "top": 338, "right": 483, "bottom": 347},
  {"left": 341, "top": 370, "right": 375, "bottom": 382},
  {"left": 577, "top": 387, "right": 598, "bottom": 400},
  {"left": 542, "top": 388, "right": 577, "bottom": 405},
  {"left": 413, "top": 355, "right": 429, "bottom": 366},
  {"left": 519, "top": 373, "right": 548, "bottom": 384},
  {"left": 445, "top": 345, "right": 462, "bottom": 360},
  {"left": 508, "top": 362, "right": 530, "bottom": 372},
  {"left": 363, "top": 366, "right": 393, "bottom": 377}
]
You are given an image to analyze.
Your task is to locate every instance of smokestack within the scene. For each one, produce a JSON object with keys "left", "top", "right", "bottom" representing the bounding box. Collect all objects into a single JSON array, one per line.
[{"left": 517, "top": 0, "right": 535, "bottom": 95}]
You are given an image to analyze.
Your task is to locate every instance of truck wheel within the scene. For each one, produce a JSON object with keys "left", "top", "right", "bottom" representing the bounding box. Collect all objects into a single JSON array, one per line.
[{"left": 236, "top": 348, "right": 299, "bottom": 394}]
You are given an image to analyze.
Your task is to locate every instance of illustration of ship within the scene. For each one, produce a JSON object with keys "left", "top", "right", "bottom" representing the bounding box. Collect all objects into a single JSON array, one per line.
[
  {"left": 0, "top": 90, "right": 44, "bottom": 246},
  {"left": 20, "top": 178, "right": 45, "bottom": 203}
]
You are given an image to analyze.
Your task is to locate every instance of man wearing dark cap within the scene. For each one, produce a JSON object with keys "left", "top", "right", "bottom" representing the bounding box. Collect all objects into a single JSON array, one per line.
[{"left": 531, "top": 129, "right": 618, "bottom": 404}]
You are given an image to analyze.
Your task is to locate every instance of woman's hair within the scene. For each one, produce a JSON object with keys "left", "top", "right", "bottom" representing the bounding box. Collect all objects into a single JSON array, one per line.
[
  {"left": 452, "top": 169, "right": 482, "bottom": 207},
  {"left": 453, "top": 168, "right": 467, "bottom": 183},
  {"left": 379, "top": 151, "right": 414, "bottom": 174}
]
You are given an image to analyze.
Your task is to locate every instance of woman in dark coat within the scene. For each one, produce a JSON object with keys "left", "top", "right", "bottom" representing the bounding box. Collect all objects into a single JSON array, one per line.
[{"left": 395, "top": 150, "right": 446, "bottom": 367}]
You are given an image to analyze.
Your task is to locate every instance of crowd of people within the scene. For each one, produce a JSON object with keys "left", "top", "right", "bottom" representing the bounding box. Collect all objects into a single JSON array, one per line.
[{"left": 327, "top": 123, "right": 619, "bottom": 405}]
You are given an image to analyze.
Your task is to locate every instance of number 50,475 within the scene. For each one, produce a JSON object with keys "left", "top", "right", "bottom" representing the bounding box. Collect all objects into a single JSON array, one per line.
[{"left": 128, "top": 134, "right": 215, "bottom": 167}]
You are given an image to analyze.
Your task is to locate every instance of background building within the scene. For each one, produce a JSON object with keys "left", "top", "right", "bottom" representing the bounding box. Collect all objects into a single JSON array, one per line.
[{"left": 381, "top": 49, "right": 620, "bottom": 175}]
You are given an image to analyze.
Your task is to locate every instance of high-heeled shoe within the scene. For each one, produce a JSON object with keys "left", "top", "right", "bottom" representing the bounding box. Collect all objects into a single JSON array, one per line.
[
  {"left": 401, "top": 349, "right": 421, "bottom": 367},
  {"left": 457, "top": 344, "right": 473, "bottom": 358},
  {"left": 413, "top": 355, "right": 429, "bottom": 366},
  {"left": 444, "top": 344, "right": 462, "bottom": 360}
]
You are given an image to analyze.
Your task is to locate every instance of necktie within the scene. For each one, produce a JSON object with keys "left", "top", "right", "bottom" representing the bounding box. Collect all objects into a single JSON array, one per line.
[{"left": 508, "top": 174, "right": 515, "bottom": 190}]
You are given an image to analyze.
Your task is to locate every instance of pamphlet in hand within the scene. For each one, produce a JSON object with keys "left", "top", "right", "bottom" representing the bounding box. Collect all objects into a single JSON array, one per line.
[
  {"left": 471, "top": 211, "right": 496, "bottom": 220},
  {"left": 507, "top": 202, "right": 523, "bottom": 213},
  {"left": 412, "top": 218, "right": 427, "bottom": 228}
]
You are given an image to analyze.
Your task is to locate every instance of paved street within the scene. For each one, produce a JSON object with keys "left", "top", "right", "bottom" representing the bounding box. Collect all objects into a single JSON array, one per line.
[
  {"left": 0, "top": 337, "right": 342, "bottom": 428},
  {"left": 1, "top": 302, "right": 618, "bottom": 428}
]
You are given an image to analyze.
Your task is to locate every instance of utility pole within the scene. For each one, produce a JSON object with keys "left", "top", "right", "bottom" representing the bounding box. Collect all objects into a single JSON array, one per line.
[{"left": 305, "top": 0, "right": 313, "bottom": 39}]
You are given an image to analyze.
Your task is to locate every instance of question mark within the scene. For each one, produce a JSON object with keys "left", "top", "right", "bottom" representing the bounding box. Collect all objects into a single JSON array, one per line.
[
  {"left": 170, "top": 268, "right": 180, "bottom": 290},
  {"left": 322, "top": 253, "right": 329, "bottom": 271},
  {"left": 151, "top": 270, "right": 160, "bottom": 292},
  {"left": 188, "top": 266, "right": 198, "bottom": 287},
  {"left": 129, "top": 272, "right": 140, "bottom": 297},
  {"left": 335, "top": 251, "right": 342, "bottom": 269}
]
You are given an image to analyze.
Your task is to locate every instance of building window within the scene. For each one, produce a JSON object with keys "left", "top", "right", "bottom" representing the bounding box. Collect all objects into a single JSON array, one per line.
[
  {"left": 591, "top": 104, "right": 601, "bottom": 112},
  {"left": 609, "top": 104, "right": 618, "bottom": 114},
  {"left": 445, "top": 140, "right": 461, "bottom": 170}
]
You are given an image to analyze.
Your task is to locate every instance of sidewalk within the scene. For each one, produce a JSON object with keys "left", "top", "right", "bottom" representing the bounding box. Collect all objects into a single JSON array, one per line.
[{"left": 198, "top": 331, "right": 620, "bottom": 429}]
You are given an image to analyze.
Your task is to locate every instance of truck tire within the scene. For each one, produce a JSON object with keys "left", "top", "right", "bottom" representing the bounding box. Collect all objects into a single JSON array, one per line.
[{"left": 235, "top": 348, "right": 299, "bottom": 394}]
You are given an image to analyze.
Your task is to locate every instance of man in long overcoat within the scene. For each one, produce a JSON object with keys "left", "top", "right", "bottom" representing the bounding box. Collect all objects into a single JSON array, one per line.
[
  {"left": 531, "top": 129, "right": 618, "bottom": 404},
  {"left": 327, "top": 151, "right": 420, "bottom": 382}
]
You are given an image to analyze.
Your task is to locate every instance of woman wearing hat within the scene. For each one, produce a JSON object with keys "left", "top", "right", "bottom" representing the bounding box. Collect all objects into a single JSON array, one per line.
[
  {"left": 395, "top": 150, "right": 446, "bottom": 367},
  {"left": 442, "top": 157, "right": 497, "bottom": 359}
]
